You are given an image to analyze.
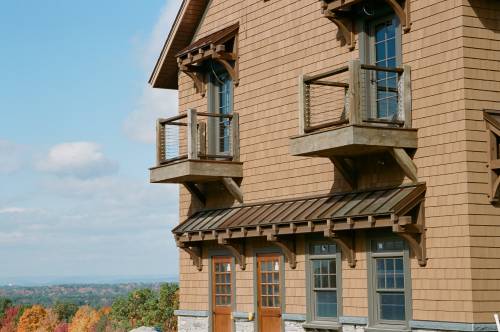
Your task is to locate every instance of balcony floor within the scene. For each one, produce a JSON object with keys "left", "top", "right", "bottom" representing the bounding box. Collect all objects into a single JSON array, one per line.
[
  {"left": 289, "top": 124, "right": 418, "bottom": 157},
  {"left": 150, "top": 159, "right": 243, "bottom": 184}
]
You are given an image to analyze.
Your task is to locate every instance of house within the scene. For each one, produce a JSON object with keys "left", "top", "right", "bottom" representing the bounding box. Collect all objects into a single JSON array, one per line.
[{"left": 148, "top": 0, "right": 500, "bottom": 331}]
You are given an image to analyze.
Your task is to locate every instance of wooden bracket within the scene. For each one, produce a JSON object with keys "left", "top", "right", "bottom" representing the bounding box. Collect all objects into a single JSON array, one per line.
[
  {"left": 181, "top": 70, "right": 206, "bottom": 96},
  {"left": 392, "top": 203, "right": 427, "bottom": 266},
  {"left": 324, "top": 220, "right": 356, "bottom": 268},
  {"left": 266, "top": 234, "right": 297, "bottom": 269},
  {"left": 178, "top": 242, "right": 203, "bottom": 271},
  {"left": 183, "top": 182, "right": 206, "bottom": 206},
  {"left": 213, "top": 56, "right": 239, "bottom": 86},
  {"left": 384, "top": 0, "right": 411, "bottom": 32},
  {"left": 218, "top": 236, "right": 246, "bottom": 270},
  {"left": 323, "top": 12, "right": 355, "bottom": 51},
  {"left": 391, "top": 148, "right": 418, "bottom": 183},
  {"left": 330, "top": 157, "right": 357, "bottom": 190},
  {"left": 221, "top": 177, "right": 243, "bottom": 203}
]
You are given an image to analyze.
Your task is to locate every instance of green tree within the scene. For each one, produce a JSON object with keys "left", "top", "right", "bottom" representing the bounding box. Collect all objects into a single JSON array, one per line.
[
  {"left": 0, "top": 298, "right": 12, "bottom": 321},
  {"left": 53, "top": 302, "right": 78, "bottom": 323}
]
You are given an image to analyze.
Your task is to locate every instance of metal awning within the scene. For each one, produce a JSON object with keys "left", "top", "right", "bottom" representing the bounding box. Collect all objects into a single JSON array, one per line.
[{"left": 174, "top": 183, "right": 427, "bottom": 271}]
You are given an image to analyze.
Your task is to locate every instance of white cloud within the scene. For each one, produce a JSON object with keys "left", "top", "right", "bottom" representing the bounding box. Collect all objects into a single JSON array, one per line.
[
  {"left": 36, "top": 142, "right": 118, "bottom": 178},
  {"left": 0, "top": 139, "right": 23, "bottom": 174},
  {"left": 123, "top": 0, "right": 182, "bottom": 144},
  {"left": 0, "top": 207, "right": 29, "bottom": 214}
]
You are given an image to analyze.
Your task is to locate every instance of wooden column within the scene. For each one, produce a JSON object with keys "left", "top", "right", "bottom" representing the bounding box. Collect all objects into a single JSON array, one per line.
[
  {"left": 187, "top": 108, "right": 199, "bottom": 160},
  {"left": 348, "top": 60, "right": 361, "bottom": 125},
  {"left": 400, "top": 65, "right": 412, "bottom": 128},
  {"left": 298, "top": 75, "right": 307, "bottom": 135},
  {"left": 231, "top": 113, "right": 240, "bottom": 161},
  {"left": 156, "top": 119, "right": 165, "bottom": 165}
]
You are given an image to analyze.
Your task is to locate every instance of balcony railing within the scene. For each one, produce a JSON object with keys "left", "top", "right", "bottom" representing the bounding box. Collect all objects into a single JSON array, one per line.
[
  {"left": 156, "top": 108, "right": 240, "bottom": 166},
  {"left": 298, "top": 59, "right": 412, "bottom": 135}
]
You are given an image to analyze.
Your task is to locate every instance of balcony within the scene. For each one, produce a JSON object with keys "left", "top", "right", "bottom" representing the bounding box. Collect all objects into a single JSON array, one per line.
[
  {"left": 150, "top": 109, "right": 243, "bottom": 203},
  {"left": 289, "top": 60, "right": 418, "bottom": 183}
]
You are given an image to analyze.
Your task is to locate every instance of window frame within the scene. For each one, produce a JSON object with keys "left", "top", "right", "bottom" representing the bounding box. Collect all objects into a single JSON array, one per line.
[
  {"left": 305, "top": 239, "right": 342, "bottom": 326},
  {"left": 367, "top": 236, "right": 412, "bottom": 331},
  {"left": 358, "top": 9, "right": 402, "bottom": 122},
  {"left": 207, "top": 63, "right": 233, "bottom": 156}
]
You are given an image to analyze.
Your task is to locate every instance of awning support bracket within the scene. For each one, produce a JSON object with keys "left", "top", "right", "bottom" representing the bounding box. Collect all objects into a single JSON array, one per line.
[
  {"left": 267, "top": 234, "right": 297, "bottom": 269},
  {"left": 218, "top": 236, "right": 246, "bottom": 270},
  {"left": 324, "top": 220, "right": 356, "bottom": 268},
  {"left": 177, "top": 241, "right": 203, "bottom": 271},
  {"left": 323, "top": 12, "right": 355, "bottom": 51},
  {"left": 392, "top": 202, "right": 427, "bottom": 267}
]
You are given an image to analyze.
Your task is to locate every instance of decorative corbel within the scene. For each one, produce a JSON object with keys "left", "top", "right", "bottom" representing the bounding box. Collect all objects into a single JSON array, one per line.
[
  {"left": 267, "top": 234, "right": 296, "bottom": 269},
  {"left": 384, "top": 0, "right": 411, "bottom": 32},
  {"left": 324, "top": 220, "right": 356, "bottom": 268},
  {"left": 323, "top": 12, "right": 355, "bottom": 51},
  {"left": 218, "top": 236, "right": 246, "bottom": 270},
  {"left": 392, "top": 206, "right": 427, "bottom": 266},
  {"left": 177, "top": 241, "right": 203, "bottom": 271},
  {"left": 180, "top": 68, "right": 206, "bottom": 97}
]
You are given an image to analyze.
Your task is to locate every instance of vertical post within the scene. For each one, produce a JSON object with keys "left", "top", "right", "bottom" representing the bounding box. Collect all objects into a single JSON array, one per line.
[
  {"left": 156, "top": 119, "right": 165, "bottom": 165},
  {"left": 348, "top": 60, "right": 361, "bottom": 125},
  {"left": 298, "top": 75, "right": 307, "bottom": 135},
  {"left": 231, "top": 113, "right": 240, "bottom": 162},
  {"left": 401, "top": 65, "right": 412, "bottom": 128},
  {"left": 187, "top": 109, "right": 198, "bottom": 160},
  {"left": 198, "top": 122, "right": 207, "bottom": 158}
]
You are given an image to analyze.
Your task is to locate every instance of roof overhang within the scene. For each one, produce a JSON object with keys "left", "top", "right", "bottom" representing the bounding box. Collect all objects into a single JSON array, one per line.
[
  {"left": 149, "top": 0, "right": 209, "bottom": 90},
  {"left": 174, "top": 183, "right": 428, "bottom": 270}
]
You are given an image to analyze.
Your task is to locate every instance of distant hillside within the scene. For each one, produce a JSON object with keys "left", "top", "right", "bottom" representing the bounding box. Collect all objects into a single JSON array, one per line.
[{"left": 0, "top": 283, "right": 171, "bottom": 307}]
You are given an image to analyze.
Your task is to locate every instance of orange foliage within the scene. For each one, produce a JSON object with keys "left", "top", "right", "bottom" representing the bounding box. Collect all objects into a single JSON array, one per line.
[
  {"left": 16, "top": 306, "right": 47, "bottom": 332},
  {"left": 35, "top": 309, "right": 59, "bottom": 332},
  {"left": 68, "top": 306, "right": 100, "bottom": 332}
]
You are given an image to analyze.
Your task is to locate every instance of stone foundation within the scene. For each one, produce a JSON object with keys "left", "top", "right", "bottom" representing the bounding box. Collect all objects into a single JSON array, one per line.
[{"left": 177, "top": 314, "right": 209, "bottom": 332}]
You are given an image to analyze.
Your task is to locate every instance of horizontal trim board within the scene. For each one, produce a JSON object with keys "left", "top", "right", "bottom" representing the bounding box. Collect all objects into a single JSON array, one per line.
[
  {"left": 282, "top": 313, "right": 307, "bottom": 321},
  {"left": 409, "top": 320, "right": 499, "bottom": 331},
  {"left": 340, "top": 316, "right": 369, "bottom": 325},
  {"left": 232, "top": 311, "right": 252, "bottom": 320},
  {"left": 174, "top": 309, "right": 209, "bottom": 317}
]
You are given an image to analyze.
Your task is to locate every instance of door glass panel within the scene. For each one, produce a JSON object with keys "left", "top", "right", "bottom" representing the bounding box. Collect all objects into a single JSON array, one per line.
[
  {"left": 214, "top": 260, "right": 232, "bottom": 307},
  {"left": 259, "top": 257, "right": 280, "bottom": 308}
]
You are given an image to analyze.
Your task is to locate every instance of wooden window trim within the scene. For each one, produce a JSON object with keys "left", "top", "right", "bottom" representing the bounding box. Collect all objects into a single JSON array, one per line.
[
  {"left": 305, "top": 239, "right": 343, "bottom": 326},
  {"left": 367, "top": 236, "right": 412, "bottom": 330}
]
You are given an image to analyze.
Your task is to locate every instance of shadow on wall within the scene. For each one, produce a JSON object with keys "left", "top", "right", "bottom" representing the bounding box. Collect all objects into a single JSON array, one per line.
[{"left": 468, "top": 0, "right": 500, "bottom": 31}]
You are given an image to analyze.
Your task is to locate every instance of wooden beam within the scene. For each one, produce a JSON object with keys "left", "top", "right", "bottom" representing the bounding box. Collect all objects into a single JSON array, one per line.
[
  {"left": 198, "top": 122, "right": 207, "bottom": 158},
  {"left": 267, "top": 234, "right": 297, "bottom": 269},
  {"left": 221, "top": 177, "right": 243, "bottom": 203},
  {"left": 298, "top": 75, "right": 307, "bottom": 135},
  {"left": 231, "top": 113, "right": 240, "bottom": 162},
  {"left": 329, "top": 156, "right": 357, "bottom": 190},
  {"left": 391, "top": 148, "right": 418, "bottom": 182},
  {"left": 183, "top": 182, "right": 206, "bottom": 206},
  {"left": 218, "top": 236, "right": 246, "bottom": 270},
  {"left": 392, "top": 202, "right": 427, "bottom": 267},
  {"left": 156, "top": 119, "right": 165, "bottom": 166},
  {"left": 400, "top": 65, "right": 412, "bottom": 128}
]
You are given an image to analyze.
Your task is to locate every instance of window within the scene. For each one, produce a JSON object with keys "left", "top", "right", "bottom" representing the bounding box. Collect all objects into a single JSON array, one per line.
[
  {"left": 307, "top": 242, "right": 341, "bottom": 323},
  {"left": 368, "top": 237, "right": 411, "bottom": 329},
  {"left": 208, "top": 62, "right": 233, "bottom": 155},
  {"left": 361, "top": 9, "right": 402, "bottom": 122}
]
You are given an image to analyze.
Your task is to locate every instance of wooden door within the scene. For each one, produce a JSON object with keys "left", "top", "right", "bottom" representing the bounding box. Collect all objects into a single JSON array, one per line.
[
  {"left": 257, "top": 254, "right": 282, "bottom": 332},
  {"left": 212, "top": 256, "right": 232, "bottom": 332}
]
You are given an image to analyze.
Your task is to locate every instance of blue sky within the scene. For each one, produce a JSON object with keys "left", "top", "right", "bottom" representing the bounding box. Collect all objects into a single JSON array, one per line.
[{"left": 0, "top": 0, "right": 182, "bottom": 283}]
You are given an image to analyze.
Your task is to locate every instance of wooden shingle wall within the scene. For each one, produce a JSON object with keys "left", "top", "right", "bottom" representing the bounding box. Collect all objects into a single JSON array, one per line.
[{"left": 174, "top": 0, "right": 500, "bottom": 324}]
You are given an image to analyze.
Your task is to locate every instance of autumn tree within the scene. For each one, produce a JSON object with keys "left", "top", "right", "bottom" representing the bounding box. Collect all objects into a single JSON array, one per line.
[
  {"left": 53, "top": 322, "right": 68, "bottom": 332},
  {"left": 0, "top": 306, "right": 20, "bottom": 332},
  {"left": 0, "top": 298, "right": 12, "bottom": 321},
  {"left": 67, "top": 306, "right": 99, "bottom": 332},
  {"left": 16, "top": 305, "right": 47, "bottom": 332}
]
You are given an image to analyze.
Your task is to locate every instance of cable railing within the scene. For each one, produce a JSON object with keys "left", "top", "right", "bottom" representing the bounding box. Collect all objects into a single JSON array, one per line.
[
  {"left": 156, "top": 109, "right": 239, "bottom": 166},
  {"left": 298, "top": 60, "right": 412, "bottom": 135}
]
